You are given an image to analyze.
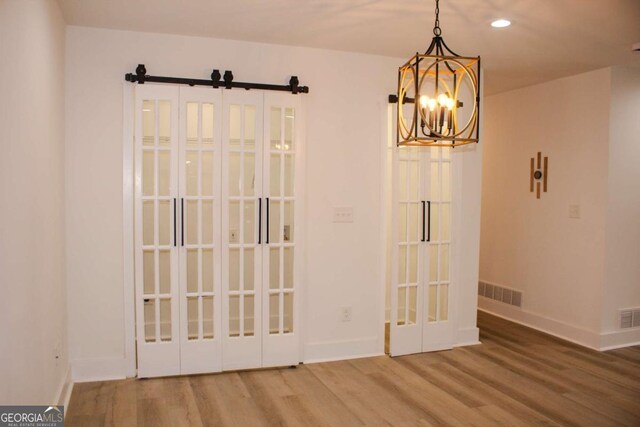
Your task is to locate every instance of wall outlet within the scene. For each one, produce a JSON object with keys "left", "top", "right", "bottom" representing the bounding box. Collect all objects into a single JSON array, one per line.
[
  {"left": 333, "top": 207, "right": 354, "bottom": 223},
  {"left": 341, "top": 306, "right": 352, "bottom": 322},
  {"left": 569, "top": 204, "right": 580, "bottom": 219},
  {"left": 230, "top": 228, "right": 239, "bottom": 243}
]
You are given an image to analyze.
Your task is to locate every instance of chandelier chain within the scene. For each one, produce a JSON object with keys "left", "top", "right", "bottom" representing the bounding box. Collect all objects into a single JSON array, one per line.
[{"left": 433, "top": 0, "right": 442, "bottom": 36}]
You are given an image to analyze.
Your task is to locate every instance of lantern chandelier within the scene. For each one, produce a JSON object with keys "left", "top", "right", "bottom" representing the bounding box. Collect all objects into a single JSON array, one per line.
[{"left": 396, "top": 0, "right": 480, "bottom": 147}]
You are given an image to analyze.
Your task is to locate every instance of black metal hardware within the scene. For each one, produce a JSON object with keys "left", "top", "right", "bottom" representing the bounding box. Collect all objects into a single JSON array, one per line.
[
  {"left": 421, "top": 201, "right": 426, "bottom": 242},
  {"left": 223, "top": 70, "right": 234, "bottom": 89},
  {"left": 258, "top": 198, "right": 262, "bottom": 244},
  {"left": 173, "top": 198, "right": 177, "bottom": 247},
  {"left": 211, "top": 69, "right": 221, "bottom": 87},
  {"left": 181, "top": 198, "right": 184, "bottom": 247},
  {"left": 266, "top": 197, "right": 270, "bottom": 244},
  {"left": 125, "top": 64, "right": 309, "bottom": 94},
  {"left": 427, "top": 201, "right": 431, "bottom": 242}
]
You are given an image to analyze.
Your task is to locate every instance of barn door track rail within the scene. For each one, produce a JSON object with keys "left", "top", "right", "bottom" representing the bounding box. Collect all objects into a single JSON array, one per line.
[{"left": 125, "top": 64, "right": 309, "bottom": 94}]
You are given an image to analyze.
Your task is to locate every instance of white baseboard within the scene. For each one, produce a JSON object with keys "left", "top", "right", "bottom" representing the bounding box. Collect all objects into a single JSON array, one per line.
[
  {"left": 455, "top": 326, "right": 480, "bottom": 347},
  {"left": 303, "top": 336, "right": 380, "bottom": 364},
  {"left": 478, "top": 300, "right": 601, "bottom": 350},
  {"left": 54, "top": 365, "right": 73, "bottom": 415},
  {"left": 71, "top": 357, "right": 130, "bottom": 383},
  {"left": 599, "top": 328, "right": 640, "bottom": 351}
]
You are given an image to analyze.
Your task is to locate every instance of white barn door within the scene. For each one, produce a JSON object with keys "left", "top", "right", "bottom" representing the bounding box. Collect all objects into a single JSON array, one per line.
[
  {"left": 178, "top": 87, "right": 224, "bottom": 374},
  {"left": 134, "top": 85, "right": 303, "bottom": 376},
  {"left": 134, "top": 85, "right": 181, "bottom": 377}
]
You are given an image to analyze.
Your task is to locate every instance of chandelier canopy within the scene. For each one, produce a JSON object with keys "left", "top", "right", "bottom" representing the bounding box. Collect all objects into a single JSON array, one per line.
[{"left": 396, "top": 0, "right": 480, "bottom": 147}]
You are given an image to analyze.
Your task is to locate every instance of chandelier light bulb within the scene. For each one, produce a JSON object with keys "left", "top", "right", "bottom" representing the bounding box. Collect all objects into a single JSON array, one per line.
[
  {"left": 437, "top": 93, "right": 449, "bottom": 105},
  {"left": 445, "top": 98, "right": 455, "bottom": 110},
  {"left": 427, "top": 98, "right": 437, "bottom": 111},
  {"left": 420, "top": 95, "right": 429, "bottom": 108}
]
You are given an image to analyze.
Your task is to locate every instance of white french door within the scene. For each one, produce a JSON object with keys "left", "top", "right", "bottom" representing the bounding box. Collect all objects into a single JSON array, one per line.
[
  {"left": 134, "top": 84, "right": 303, "bottom": 377},
  {"left": 221, "top": 90, "right": 264, "bottom": 370},
  {"left": 390, "top": 144, "right": 454, "bottom": 356},
  {"left": 178, "top": 87, "right": 223, "bottom": 375},
  {"left": 134, "top": 85, "right": 181, "bottom": 377},
  {"left": 261, "top": 93, "right": 302, "bottom": 368}
]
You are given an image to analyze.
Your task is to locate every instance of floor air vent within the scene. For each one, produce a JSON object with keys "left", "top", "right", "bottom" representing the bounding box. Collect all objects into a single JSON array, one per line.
[
  {"left": 620, "top": 309, "right": 640, "bottom": 329},
  {"left": 478, "top": 281, "right": 522, "bottom": 308}
]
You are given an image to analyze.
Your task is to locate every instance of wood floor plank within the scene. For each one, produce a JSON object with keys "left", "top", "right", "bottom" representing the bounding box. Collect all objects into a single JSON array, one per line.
[{"left": 66, "top": 312, "right": 640, "bottom": 426}]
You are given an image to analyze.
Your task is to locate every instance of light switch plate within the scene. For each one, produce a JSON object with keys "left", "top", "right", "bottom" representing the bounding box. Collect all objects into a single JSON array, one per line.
[
  {"left": 569, "top": 205, "right": 580, "bottom": 219},
  {"left": 333, "top": 206, "right": 354, "bottom": 223}
]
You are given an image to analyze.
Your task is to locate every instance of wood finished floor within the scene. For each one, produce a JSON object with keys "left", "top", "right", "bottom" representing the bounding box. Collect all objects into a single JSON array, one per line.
[{"left": 66, "top": 312, "right": 640, "bottom": 426}]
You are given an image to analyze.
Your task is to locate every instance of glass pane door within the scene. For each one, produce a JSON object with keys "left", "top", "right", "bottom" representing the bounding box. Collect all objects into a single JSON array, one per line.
[
  {"left": 222, "top": 91, "right": 263, "bottom": 370},
  {"left": 421, "top": 146, "right": 454, "bottom": 352},
  {"left": 135, "top": 85, "right": 180, "bottom": 378},
  {"left": 262, "top": 93, "right": 301, "bottom": 368},
  {"left": 389, "top": 143, "right": 426, "bottom": 356},
  {"left": 178, "top": 88, "right": 223, "bottom": 375}
]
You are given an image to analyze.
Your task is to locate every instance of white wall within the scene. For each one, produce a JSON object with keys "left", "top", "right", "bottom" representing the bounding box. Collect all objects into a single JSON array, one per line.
[
  {"left": 480, "top": 68, "right": 611, "bottom": 348},
  {"left": 480, "top": 66, "right": 640, "bottom": 349},
  {"left": 65, "top": 26, "right": 482, "bottom": 379},
  {"left": 0, "top": 0, "right": 69, "bottom": 404},
  {"left": 601, "top": 66, "right": 640, "bottom": 345}
]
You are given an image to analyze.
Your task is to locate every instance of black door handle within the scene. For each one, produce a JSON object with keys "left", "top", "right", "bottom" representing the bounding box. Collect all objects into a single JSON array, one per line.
[
  {"left": 173, "top": 198, "right": 177, "bottom": 247},
  {"left": 421, "top": 201, "right": 426, "bottom": 242},
  {"left": 181, "top": 198, "right": 184, "bottom": 247},
  {"left": 266, "top": 197, "right": 270, "bottom": 244},
  {"left": 258, "top": 198, "right": 262, "bottom": 244},
  {"left": 426, "top": 201, "right": 431, "bottom": 242}
]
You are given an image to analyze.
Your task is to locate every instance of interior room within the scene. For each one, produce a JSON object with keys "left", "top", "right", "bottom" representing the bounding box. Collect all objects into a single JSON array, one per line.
[{"left": 1, "top": 0, "right": 639, "bottom": 425}]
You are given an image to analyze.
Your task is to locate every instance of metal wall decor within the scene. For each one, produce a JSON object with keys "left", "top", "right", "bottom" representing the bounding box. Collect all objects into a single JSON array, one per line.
[
  {"left": 530, "top": 152, "right": 548, "bottom": 199},
  {"left": 125, "top": 64, "right": 309, "bottom": 94},
  {"left": 392, "top": 0, "right": 480, "bottom": 147}
]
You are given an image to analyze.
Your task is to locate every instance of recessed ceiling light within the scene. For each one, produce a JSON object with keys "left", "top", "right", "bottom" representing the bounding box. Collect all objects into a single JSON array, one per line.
[{"left": 491, "top": 19, "right": 511, "bottom": 28}]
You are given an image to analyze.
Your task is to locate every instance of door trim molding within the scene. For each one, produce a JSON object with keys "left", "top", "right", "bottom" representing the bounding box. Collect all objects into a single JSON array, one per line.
[{"left": 122, "top": 83, "right": 136, "bottom": 377}]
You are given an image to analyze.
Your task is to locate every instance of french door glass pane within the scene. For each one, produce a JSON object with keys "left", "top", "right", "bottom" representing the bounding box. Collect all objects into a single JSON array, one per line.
[
  {"left": 283, "top": 293, "right": 293, "bottom": 333},
  {"left": 408, "top": 286, "right": 417, "bottom": 324},
  {"left": 142, "top": 101, "right": 155, "bottom": 145},
  {"left": 160, "top": 299, "right": 171, "bottom": 341},
  {"left": 244, "top": 295, "right": 255, "bottom": 336},
  {"left": 143, "top": 151, "right": 154, "bottom": 196},
  {"left": 283, "top": 248, "right": 294, "bottom": 289},
  {"left": 203, "top": 296, "right": 214, "bottom": 338},
  {"left": 202, "top": 249, "right": 214, "bottom": 293},
  {"left": 158, "top": 101, "right": 171, "bottom": 146},
  {"left": 144, "top": 299, "right": 156, "bottom": 342},
  {"left": 284, "top": 108, "right": 294, "bottom": 150},
  {"left": 187, "top": 297, "right": 198, "bottom": 339},
  {"left": 187, "top": 249, "right": 198, "bottom": 293},
  {"left": 397, "top": 287, "right": 406, "bottom": 325},
  {"left": 159, "top": 250, "right": 171, "bottom": 294},
  {"left": 143, "top": 251, "right": 155, "bottom": 294},
  {"left": 158, "top": 201, "right": 171, "bottom": 245},
  {"left": 269, "top": 248, "right": 279, "bottom": 289},
  {"left": 269, "top": 294, "right": 279, "bottom": 333},
  {"left": 202, "top": 103, "right": 214, "bottom": 143}
]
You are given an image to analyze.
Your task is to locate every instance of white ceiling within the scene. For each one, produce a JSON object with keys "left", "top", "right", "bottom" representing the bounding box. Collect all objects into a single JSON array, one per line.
[{"left": 57, "top": 0, "right": 640, "bottom": 95}]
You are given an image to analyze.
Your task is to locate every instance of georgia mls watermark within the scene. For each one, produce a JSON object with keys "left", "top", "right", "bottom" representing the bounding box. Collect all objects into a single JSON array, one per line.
[{"left": 0, "top": 406, "right": 64, "bottom": 427}]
